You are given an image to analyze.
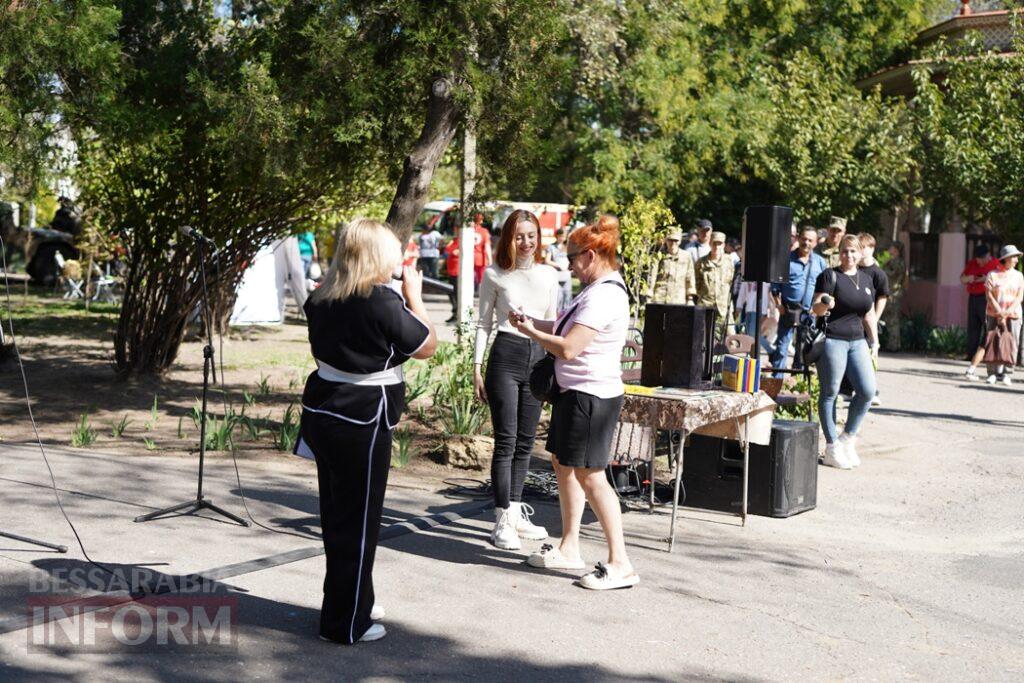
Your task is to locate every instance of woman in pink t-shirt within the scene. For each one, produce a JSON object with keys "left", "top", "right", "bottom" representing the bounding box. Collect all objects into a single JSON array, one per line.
[{"left": 509, "top": 215, "right": 638, "bottom": 590}]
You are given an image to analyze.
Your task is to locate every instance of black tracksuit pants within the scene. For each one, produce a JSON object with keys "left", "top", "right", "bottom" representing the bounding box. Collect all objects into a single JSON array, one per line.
[
  {"left": 303, "top": 406, "right": 391, "bottom": 644},
  {"left": 967, "top": 293, "right": 988, "bottom": 359}
]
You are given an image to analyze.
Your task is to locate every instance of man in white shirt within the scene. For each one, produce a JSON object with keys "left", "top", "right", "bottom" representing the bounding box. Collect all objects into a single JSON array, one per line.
[{"left": 686, "top": 218, "right": 713, "bottom": 263}]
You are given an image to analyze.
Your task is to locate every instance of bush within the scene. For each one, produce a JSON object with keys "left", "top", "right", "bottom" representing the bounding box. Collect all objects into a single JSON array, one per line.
[
  {"left": 899, "top": 310, "right": 933, "bottom": 352},
  {"left": 926, "top": 325, "right": 967, "bottom": 357},
  {"left": 430, "top": 335, "right": 491, "bottom": 436}
]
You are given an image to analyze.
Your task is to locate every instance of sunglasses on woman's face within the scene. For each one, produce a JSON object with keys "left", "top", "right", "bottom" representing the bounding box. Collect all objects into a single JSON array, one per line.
[{"left": 567, "top": 251, "right": 581, "bottom": 264}]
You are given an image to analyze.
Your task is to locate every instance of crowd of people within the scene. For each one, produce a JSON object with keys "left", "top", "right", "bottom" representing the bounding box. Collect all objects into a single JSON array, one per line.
[{"left": 294, "top": 206, "right": 1021, "bottom": 645}]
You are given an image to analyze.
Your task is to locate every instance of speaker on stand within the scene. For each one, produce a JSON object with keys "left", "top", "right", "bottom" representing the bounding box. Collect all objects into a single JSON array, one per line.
[{"left": 741, "top": 205, "right": 793, "bottom": 364}]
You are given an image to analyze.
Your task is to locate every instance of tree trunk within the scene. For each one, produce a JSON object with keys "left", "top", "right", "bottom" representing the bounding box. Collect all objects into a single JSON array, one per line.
[{"left": 386, "top": 77, "right": 461, "bottom": 243}]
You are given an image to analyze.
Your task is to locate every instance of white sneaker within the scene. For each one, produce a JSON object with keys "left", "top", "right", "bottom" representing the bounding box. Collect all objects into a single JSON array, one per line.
[
  {"left": 964, "top": 367, "right": 979, "bottom": 380},
  {"left": 526, "top": 543, "right": 585, "bottom": 570},
  {"left": 986, "top": 374, "right": 998, "bottom": 385},
  {"left": 319, "top": 623, "right": 387, "bottom": 644},
  {"left": 578, "top": 563, "right": 640, "bottom": 591},
  {"left": 1002, "top": 375, "right": 1013, "bottom": 386},
  {"left": 490, "top": 508, "right": 521, "bottom": 550},
  {"left": 359, "top": 624, "right": 386, "bottom": 642},
  {"left": 871, "top": 394, "right": 882, "bottom": 407},
  {"left": 839, "top": 433, "right": 860, "bottom": 467},
  {"left": 821, "top": 442, "right": 852, "bottom": 470},
  {"left": 370, "top": 604, "right": 385, "bottom": 621},
  {"left": 509, "top": 502, "right": 548, "bottom": 541}
]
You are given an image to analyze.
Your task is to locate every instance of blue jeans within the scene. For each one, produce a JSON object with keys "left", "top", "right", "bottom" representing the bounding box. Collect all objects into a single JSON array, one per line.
[
  {"left": 769, "top": 316, "right": 805, "bottom": 375},
  {"left": 742, "top": 311, "right": 774, "bottom": 356},
  {"left": 817, "top": 337, "right": 876, "bottom": 444}
]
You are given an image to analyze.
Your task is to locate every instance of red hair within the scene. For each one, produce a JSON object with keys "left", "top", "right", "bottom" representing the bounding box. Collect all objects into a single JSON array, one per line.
[
  {"left": 569, "top": 214, "right": 620, "bottom": 267},
  {"left": 495, "top": 209, "right": 543, "bottom": 271}
]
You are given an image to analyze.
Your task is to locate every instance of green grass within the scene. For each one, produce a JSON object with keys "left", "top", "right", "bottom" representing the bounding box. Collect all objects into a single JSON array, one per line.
[
  {"left": 274, "top": 404, "right": 300, "bottom": 452},
  {"left": 71, "top": 412, "right": 97, "bottom": 447},
  {"left": 391, "top": 428, "right": 416, "bottom": 468},
  {"left": 142, "top": 437, "right": 158, "bottom": 451},
  {"left": 109, "top": 414, "right": 131, "bottom": 438},
  {"left": 5, "top": 292, "right": 118, "bottom": 340}
]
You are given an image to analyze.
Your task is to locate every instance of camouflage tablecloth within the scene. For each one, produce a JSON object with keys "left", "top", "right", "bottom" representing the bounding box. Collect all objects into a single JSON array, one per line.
[{"left": 620, "top": 389, "right": 777, "bottom": 439}]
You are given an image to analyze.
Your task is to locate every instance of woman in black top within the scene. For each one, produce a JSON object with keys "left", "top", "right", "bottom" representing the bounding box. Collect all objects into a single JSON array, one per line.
[
  {"left": 297, "top": 218, "right": 437, "bottom": 644},
  {"left": 811, "top": 234, "right": 877, "bottom": 470}
]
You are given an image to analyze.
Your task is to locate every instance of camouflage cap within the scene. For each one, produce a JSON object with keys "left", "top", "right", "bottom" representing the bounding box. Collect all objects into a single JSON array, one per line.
[
  {"left": 828, "top": 216, "right": 848, "bottom": 231},
  {"left": 710, "top": 231, "right": 726, "bottom": 244},
  {"left": 665, "top": 227, "right": 683, "bottom": 241}
]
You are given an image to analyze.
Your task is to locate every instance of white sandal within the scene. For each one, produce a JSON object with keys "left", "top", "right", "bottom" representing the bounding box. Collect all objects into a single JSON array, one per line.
[
  {"left": 578, "top": 562, "right": 640, "bottom": 590},
  {"left": 526, "top": 543, "right": 586, "bottom": 570}
]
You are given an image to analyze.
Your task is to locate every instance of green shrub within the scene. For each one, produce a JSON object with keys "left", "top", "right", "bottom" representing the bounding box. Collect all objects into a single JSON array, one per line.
[
  {"left": 430, "top": 333, "right": 490, "bottom": 436},
  {"left": 899, "top": 310, "right": 933, "bottom": 352},
  {"left": 927, "top": 325, "right": 967, "bottom": 356},
  {"left": 775, "top": 373, "right": 820, "bottom": 421},
  {"left": 190, "top": 402, "right": 240, "bottom": 451}
]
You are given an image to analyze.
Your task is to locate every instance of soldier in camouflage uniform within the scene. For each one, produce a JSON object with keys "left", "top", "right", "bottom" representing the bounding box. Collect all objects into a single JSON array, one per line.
[
  {"left": 696, "top": 231, "right": 735, "bottom": 321},
  {"left": 817, "top": 216, "right": 847, "bottom": 268},
  {"left": 881, "top": 240, "right": 906, "bottom": 352},
  {"left": 648, "top": 228, "right": 696, "bottom": 304}
]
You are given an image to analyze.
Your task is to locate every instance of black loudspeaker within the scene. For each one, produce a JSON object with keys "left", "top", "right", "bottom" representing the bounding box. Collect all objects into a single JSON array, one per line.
[
  {"left": 641, "top": 304, "right": 716, "bottom": 389},
  {"left": 680, "top": 420, "right": 818, "bottom": 518},
  {"left": 742, "top": 205, "right": 793, "bottom": 284}
]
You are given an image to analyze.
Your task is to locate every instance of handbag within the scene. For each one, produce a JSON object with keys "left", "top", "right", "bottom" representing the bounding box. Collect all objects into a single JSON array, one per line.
[
  {"left": 799, "top": 269, "right": 836, "bottom": 366},
  {"left": 981, "top": 322, "right": 1018, "bottom": 366},
  {"left": 529, "top": 306, "right": 579, "bottom": 403},
  {"left": 528, "top": 280, "right": 627, "bottom": 403}
]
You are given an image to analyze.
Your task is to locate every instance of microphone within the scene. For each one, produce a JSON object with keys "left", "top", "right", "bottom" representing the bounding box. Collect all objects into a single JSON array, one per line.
[{"left": 178, "top": 225, "right": 218, "bottom": 249}]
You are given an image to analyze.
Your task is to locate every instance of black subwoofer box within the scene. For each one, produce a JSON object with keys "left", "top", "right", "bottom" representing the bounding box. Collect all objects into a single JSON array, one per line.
[
  {"left": 641, "top": 304, "right": 716, "bottom": 389},
  {"left": 681, "top": 419, "right": 818, "bottom": 518},
  {"left": 742, "top": 205, "right": 793, "bottom": 284}
]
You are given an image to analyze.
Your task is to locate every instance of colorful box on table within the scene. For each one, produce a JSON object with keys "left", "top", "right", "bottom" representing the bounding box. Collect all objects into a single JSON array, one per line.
[{"left": 721, "top": 354, "right": 760, "bottom": 393}]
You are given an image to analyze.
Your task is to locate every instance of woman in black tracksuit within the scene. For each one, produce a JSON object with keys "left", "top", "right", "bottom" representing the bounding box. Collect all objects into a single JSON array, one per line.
[{"left": 296, "top": 218, "right": 437, "bottom": 644}]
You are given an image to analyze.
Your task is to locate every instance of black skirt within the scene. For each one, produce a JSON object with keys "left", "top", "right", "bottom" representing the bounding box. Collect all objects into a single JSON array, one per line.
[{"left": 545, "top": 390, "right": 625, "bottom": 469}]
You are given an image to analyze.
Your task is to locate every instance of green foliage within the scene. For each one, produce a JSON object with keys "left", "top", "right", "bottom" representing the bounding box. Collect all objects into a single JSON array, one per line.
[
  {"left": 403, "top": 359, "right": 432, "bottom": 406},
  {"left": 0, "top": 1, "right": 121, "bottom": 195},
  {"left": 912, "top": 33, "right": 1024, "bottom": 240},
  {"left": 142, "top": 437, "right": 158, "bottom": 452},
  {"left": 617, "top": 195, "right": 673, "bottom": 320},
  {"left": 430, "top": 339, "right": 489, "bottom": 437},
  {"left": 927, "top": 325, "right": 968, "bottom": 357},
  {"left": 274, "top": 404, "right": 301, "bottom": 452},
  {"left": 391, "top": 428, "right": 416, "bottom": 469},
  {"left": 900, "top": 310, "right": 935, "bottom": 352},
  {"left": 144, "top": 395, "right": 159, "bottom": 431},
  {"left": 190, "top": 403, "right": 239, "bottom": 452},
  {"left": 108, "top": 414, "right": 131, "bottom": 438},
  {"left": 775, "top": 374, "right": 821, "bottom": 421},
  {"left": 71, "top": 411, "right": 97, "bottom": 448},
  {"left": 747, "top": 53, "right": 917, "bottom": 225},
  {"left": 256, "top": 374, "right": 272, "bottom": 398}
]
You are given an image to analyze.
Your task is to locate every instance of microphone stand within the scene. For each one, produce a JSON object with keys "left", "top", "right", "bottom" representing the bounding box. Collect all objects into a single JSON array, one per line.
[{"left": 135, "top": 236, "right": 248, "bottom": 526}]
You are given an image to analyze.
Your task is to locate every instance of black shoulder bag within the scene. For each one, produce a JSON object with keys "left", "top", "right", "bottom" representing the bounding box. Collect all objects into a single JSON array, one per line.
[
  {"left": 799, "top": 269, "right": 836, "bottom": 366},
  {"left": 529, "top": 280, "right": 628, "bottom": 403}
]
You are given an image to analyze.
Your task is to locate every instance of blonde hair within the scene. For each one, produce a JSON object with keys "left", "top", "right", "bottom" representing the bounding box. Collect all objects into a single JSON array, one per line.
[
  {"left": 856, "top": 232, "right": 876, "bottom": 248},
  {"left": 310, "top": 218, "right": 400, "bottom": 303}
]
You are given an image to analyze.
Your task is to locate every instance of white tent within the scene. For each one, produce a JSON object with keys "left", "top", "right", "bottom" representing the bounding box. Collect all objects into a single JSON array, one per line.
[{"left": 230, "top": 237, "right": 308, "bottom": 325}]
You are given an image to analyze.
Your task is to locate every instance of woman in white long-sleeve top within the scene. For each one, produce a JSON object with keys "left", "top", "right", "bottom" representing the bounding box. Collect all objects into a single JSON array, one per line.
[{"left": 472, "top": 209, "right": 559, "bottom": 550}]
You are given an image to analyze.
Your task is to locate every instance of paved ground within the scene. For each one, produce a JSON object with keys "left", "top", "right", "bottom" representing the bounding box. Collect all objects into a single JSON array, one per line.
[{"left": 0, "top": 353, "right": 1022, "bottom": 681}]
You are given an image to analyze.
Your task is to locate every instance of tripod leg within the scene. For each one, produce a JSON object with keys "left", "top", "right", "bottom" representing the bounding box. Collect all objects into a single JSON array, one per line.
[
  {"left": 197, "top": 500, "right": 250, "bottom": 527},
  {"left": 134, "top": 500, "right": 201, "bottom": 523},
  {"left": 0, "top": 531, "right": 68, "bottom": 553}
]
